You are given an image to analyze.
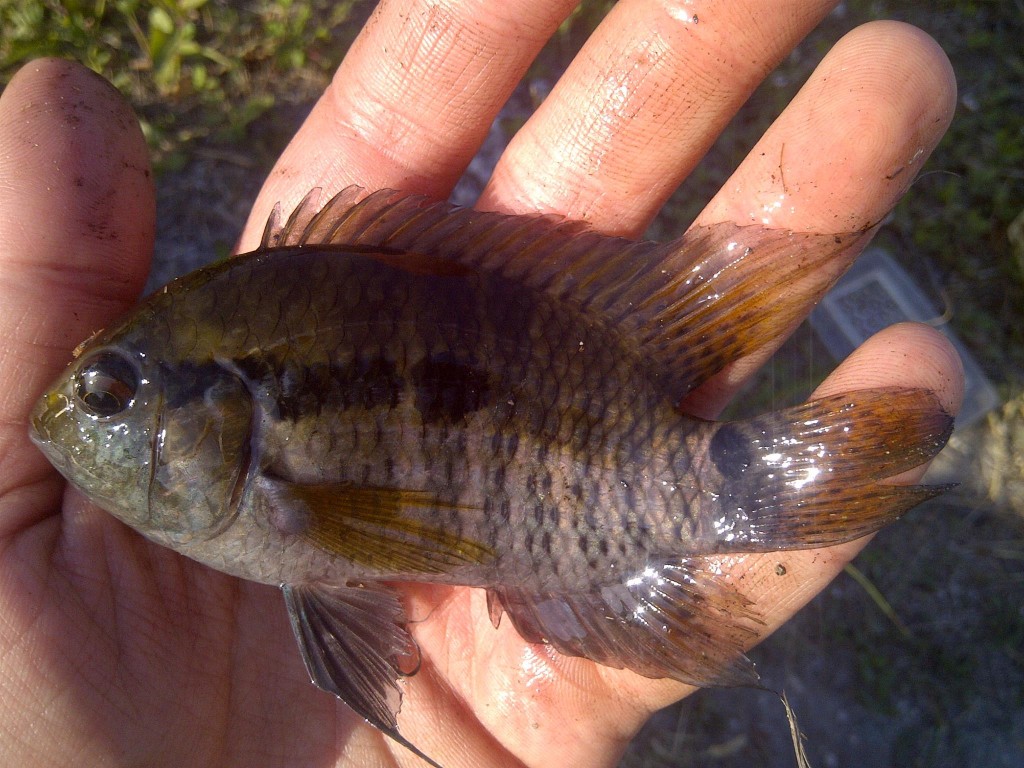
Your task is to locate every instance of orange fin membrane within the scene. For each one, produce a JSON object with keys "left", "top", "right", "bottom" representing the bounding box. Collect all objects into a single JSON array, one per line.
[
  {"left": 284, "top": 582, "right": 442, "bottom": 768},
  {"left": 260, "top": 187, "right": 866, "bottom": 397},
  {"left": 704, "top": 388, "right": 955, "bottom": 550},
  {"left": 488, "top": 557, "right": 762, "bottom": 687},
  {"left": 258, "top": 476, "right": 492, "bottom": 574}
]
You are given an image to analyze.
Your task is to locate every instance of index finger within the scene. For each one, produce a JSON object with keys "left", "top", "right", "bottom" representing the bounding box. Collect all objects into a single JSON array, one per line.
[{"left": 239, "top": 0, "right": 579, "bottom": 251}]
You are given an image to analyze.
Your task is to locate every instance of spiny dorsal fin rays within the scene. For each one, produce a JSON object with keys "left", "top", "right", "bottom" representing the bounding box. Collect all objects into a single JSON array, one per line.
[
  {"left": 261, "top": 187, "right": 865, "bottom": 398},
  {"left": 259, "top": 202, "right": 281, "bottom": 249}
]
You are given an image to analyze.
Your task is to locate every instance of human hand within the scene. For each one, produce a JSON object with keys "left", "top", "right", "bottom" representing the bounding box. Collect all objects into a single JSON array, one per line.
[{"left": 0, "top": 1, "right": 961, "bottom": 767}]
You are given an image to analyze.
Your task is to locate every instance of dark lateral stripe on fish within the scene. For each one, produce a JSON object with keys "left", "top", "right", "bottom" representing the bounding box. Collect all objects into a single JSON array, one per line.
[
  {"left": 160, "top": 350, "right": 498, "bottom": 427},
  {"left": 163, "top": 353, "right": 651, "bottom": 475},
  {"left": 156, "top": 355, "right": 402, "bottom": 418},
  {"left": 248, "top": 354, "right": 405, "bottom": 421}
]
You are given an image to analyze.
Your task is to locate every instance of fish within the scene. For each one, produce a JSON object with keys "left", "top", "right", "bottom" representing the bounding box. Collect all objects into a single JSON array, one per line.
[{"left": 29, "top": 186, "right": 953, "bottom": 767}]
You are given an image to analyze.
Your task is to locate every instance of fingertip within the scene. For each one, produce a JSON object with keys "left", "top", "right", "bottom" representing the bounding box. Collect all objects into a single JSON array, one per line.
[
  {"left": 0, "top": 57, "right": 154, "bottom": 326},
  {"left": 831, "top": 21, "right": 958, "bottom": 187},
  {"left": 699, "top": 20, "right": 957, "bottom": 232},
  {"left": 851, "top": 20, "right": 957, "bottom": 118},
  {"left": 814, "top": 322, "right": 965, "bottom": 418}
]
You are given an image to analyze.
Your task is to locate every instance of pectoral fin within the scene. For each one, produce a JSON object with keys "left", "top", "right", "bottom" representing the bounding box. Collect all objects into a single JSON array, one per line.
[
  {"left": 489, "top": 558, "right": 763, "bottom": 687},
  {"left": 260, "top": 475, "right": 492, "bottom": 573},
  {"left": 283, "top": 582, "right": 442, "bottom": 768}
]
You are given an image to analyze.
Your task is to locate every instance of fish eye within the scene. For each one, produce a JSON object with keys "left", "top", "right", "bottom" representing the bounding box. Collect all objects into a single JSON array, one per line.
[{"left": 74, "top": 351, "right": 139, "bottom": 418}]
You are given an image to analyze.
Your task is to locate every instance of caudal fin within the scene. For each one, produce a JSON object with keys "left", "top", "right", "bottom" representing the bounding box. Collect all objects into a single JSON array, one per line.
[{"left": 703, "top": 388, "right": 954, "bottom": 550}]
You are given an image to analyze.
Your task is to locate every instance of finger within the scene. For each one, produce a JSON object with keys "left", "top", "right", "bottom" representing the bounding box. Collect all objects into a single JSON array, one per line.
[
  {"left": 0, "top": 59, "right": 154, "bottom": 527},
  {"left": 239, "top": 0, "right": 579, "bottom": 251},
  {"left": 682, "top": 21, "right": 956, "bottom": 415},
  {"left": 698, "top": 21, "right": 957, "bottom": 232},
  {"left": 479, "top": 0, "right": 838, "bottom": 232}
]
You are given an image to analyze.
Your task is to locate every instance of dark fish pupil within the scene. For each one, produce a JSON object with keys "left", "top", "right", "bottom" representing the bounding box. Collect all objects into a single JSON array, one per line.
[{"left": 74, "top": 352, "right": 138, "bottom": 417}]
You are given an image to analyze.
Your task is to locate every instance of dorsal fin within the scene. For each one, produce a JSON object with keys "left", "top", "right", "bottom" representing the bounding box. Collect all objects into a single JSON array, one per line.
[{"left": 260, "top": 186, "right": 865, "bottom": 398}]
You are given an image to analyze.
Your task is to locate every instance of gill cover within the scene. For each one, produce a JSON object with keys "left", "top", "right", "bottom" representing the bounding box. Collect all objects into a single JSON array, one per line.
[
  {"left": 33, "top": 344, "right": 255, "bottom": 542},
  {"left": 146, "top": 361, "right": 254, "bottom": 539}
]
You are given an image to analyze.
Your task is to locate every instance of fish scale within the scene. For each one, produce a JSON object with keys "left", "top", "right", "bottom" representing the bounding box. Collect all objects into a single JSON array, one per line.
[{"left": 31, "top": 187, "right": 955, "bottom": 768}]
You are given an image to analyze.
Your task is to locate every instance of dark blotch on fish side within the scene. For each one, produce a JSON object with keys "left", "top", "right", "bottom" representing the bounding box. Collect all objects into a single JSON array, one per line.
[
  {"left": 710, "top": 423, "right": 754, "bottom": 477},
  {"left": 411, "top": 352, "right": 491, "bottom": 425},
  {"left": 231, "top": 353, "right": 404, "bottom": 421},
  {"left": 708, "top": 423, "right": 763, "bottom": 543}
]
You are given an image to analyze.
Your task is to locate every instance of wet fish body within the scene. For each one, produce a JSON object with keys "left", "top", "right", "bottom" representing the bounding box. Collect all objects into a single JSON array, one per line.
[{"left": 30, "top": 188, "right": 953, "bottom": 767}]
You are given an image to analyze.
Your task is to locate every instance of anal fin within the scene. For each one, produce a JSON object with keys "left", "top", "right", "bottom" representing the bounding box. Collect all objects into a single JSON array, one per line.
[
  {"left": 489, "top": 558, "right": 763, "bottom": 688},
  {"left": 283, "top": 582, "right": 442, "bottom": 768}
]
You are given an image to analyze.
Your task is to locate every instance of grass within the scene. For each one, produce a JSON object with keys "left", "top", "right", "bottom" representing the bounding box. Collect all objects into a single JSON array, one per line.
[
  {"left": 0, "top": 0, "right": 367, "bottom": 169},
  {"left": 2, "top": 1, "right": 1022, "bottom": 766}
]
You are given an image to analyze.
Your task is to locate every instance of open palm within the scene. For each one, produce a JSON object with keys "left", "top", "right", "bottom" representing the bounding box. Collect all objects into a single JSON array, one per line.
[{"left": 0, "top": 2, "right": 961, "bottom": 766}]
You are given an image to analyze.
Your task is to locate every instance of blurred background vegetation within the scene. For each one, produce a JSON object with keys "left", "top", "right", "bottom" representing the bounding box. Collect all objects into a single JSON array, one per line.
[
  {"left": 0, "top": 0, "right": 368, "bottom": 166},
  {"left": 2, "top": 1, "right": 1022, "bottom": 766}
]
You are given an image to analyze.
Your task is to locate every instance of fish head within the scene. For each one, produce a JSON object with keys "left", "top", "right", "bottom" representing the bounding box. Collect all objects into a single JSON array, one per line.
[{"left": 30, "top": 323, "right": 254, "bottom": 548}]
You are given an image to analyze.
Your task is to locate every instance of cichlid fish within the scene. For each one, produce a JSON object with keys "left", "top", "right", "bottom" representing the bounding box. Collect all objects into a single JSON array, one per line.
[{"left": 30, "top": 187, "right": 952, "bottom": 767}]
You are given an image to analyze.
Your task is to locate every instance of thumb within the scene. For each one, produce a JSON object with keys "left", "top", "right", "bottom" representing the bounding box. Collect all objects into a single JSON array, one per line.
[{"left": 0, "top": 59, "right": 154, "bottom": 534}]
